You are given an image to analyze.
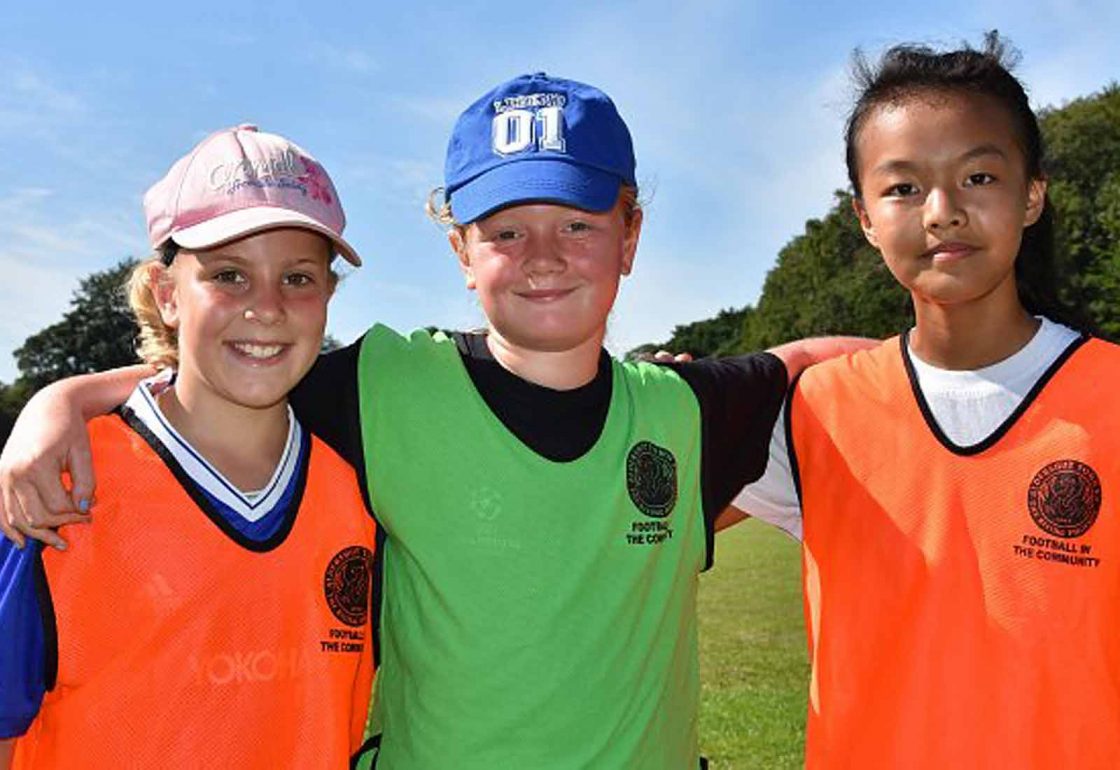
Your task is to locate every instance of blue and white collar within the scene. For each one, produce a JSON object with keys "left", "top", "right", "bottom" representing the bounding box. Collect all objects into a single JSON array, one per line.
[{"left": 122, "top": 372, "right": 304, "bottom": 523}]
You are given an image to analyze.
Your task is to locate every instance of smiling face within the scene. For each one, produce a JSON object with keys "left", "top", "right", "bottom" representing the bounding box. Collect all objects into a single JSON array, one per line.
[
  {"left": 155, "top": 227, "right": 334, "bottom": 414},
  {"left": 451, "top": 198, "right": 641, "bottom": 354},
  {"left": 852, "top": 90, "right": 1046, "bottom": 310}
]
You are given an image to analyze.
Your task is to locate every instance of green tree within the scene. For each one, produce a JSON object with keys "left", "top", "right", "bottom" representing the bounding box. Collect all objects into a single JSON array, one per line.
[
  {"left": 627, "top": 307, "right": 751, "bottom": 360},
  {"left": 1042, "top": 84, "right": 1120, "bottom": 337},
  {"left": 14, "top": 258, "right": 141, "bottom": 393},
  {"left": 0, "top": 380, "right": 33, "bottom": 449},
  {"left": 738, "top": 191, "right": 911, "bottom": 351}
]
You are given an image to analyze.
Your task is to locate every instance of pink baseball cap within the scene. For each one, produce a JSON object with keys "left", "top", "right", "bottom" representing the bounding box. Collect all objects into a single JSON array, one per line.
[{"left": 143, "top": 124, "right": 361, "bottom": 266}]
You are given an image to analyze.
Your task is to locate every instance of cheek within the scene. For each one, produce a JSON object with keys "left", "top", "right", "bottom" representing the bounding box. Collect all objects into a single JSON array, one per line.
[
  {"left": 288, "top": 293, "right": 331, "bottom": 329},
  {"left": 468, "top": 254, "right": 514, "bottom": 295},
  {"left": 870, "top": 207, "right": 923, "bottom": 249},
  {"left": 176, "top": 289, "right": 234, "bottom": 331}
]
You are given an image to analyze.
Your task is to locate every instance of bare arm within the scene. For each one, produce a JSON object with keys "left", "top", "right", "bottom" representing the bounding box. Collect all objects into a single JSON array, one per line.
[
  {"left": 0, "top": 737, "right": 14, "bottom": 769},
  {"left": 0, "top": 365, "right": 153, "bottom": 549},
  {"left": 767, "top": 336, "right": 879, "bottom": 384},
  {"left": 713, "top": 504, "right": 751, "bottom": 532}
]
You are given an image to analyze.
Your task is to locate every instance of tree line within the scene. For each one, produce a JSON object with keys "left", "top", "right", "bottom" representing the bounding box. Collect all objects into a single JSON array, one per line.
[{"left": 2, "top": 84, "right": 1117, "bottom": 447}]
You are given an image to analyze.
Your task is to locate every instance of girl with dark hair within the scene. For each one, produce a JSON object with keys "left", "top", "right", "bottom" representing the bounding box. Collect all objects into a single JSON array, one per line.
[{"left": 732, "top": 33, "right": 1120, "bottom": 768}]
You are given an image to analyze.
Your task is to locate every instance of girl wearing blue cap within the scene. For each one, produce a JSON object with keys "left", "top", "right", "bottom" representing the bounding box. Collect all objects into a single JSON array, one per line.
[{"left": 1, "top": 74, "right": 868, "bottom": 768}]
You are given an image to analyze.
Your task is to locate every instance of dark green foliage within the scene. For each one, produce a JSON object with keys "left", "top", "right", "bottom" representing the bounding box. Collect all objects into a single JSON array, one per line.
[
  {"left": 626, "top": 307, "right": 751, "bottom": 360},
  {"left": 0, "top": 380, "right": 33, "bottom": 449},
  {"left": 738, "top": 192, "right": 912, "bottom": 351},
  {"left": 1042, "top": 84, "right": 1120, "bottom": 337},
  {"left": 14, "top": 258, "right": 141, "bottom": 393},
  {"left": 0, "top": 258, "right": 140, "bottom": 449}
]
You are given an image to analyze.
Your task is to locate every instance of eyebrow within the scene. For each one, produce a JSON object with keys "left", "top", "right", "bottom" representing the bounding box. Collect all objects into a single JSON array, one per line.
[
  {"left": 871, "top": 144, "right": 1009, "bottom": 176},
  {"left": 959, "top": 143, "right": 1009, "bottom": 163},
  {"left": 196, "top": 251, "right": 250, "bottom": 264},
  {"left": 198, "top": 252, "right": 325, "bottom": 266}
]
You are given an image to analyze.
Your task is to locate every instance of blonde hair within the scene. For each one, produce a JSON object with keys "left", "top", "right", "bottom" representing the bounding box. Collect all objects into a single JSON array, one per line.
[
  {"left": 128, "top": 255, "right": 179, "bottom": 370},
  {"left": 425, "top": 183, "right": 643, "bottom": 232}
]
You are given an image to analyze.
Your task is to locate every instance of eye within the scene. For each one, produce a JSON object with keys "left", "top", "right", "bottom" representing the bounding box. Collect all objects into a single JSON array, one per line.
[
  {"left": 494, "top": 228, "right": 520, "bottom": 242},
  {"left": 885, "top": 182, "right": 919, "bottom": 198},
  {"left": 283, "top": 271, "right": 316, "bottom": 287},
  {"left": 211, "top": 268, "right": 245, "bottom": 285},
  {"left": 965, "top": 172, "right": 996, "bottom": 186},
  {"left": 564, "top": 220, "right": 593, "bottom": 234}
]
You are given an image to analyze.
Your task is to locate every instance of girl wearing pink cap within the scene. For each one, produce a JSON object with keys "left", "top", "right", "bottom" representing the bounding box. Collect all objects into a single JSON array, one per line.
[{"left": 0, "top": 126, "right": 376, "bottom": 768}]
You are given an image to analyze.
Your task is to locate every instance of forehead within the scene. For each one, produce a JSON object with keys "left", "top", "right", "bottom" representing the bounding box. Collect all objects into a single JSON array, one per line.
[
  {"left": 856, "top": 90, "right": 1024, "bottom": 168},
  {"left": 190, "top": 228, "right": 333, "bottom": 263},
  {"left": 475, "top": 200, "right": 619, "bottom": 224}
]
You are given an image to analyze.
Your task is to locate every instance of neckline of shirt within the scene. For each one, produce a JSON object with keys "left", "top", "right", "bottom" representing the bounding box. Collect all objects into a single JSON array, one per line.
[
  {"left": 123, "top": 372, "right": 302, "bottom": 522},
  {"left": 906, "top": 317, "right": 1081, "bottom": 398}
]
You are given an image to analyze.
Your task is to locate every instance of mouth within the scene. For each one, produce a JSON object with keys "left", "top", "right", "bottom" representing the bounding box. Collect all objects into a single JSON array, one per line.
[
  {"left": 923, "top": 241, "right": 976, "bottom": 262},
  {"left": 227, "top": 341, "right": 289, "bottom": 363},
  {"left": 515, "top": 288, "right": 577, "bottom": 303}
]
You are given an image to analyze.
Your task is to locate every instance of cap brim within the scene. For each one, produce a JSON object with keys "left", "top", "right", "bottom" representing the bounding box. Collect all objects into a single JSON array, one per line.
[
  {"left": 449, "top": 158, "right": 622, "bottom": 224},
  {"left": 168, "top": 207, "right": 362, "bottom": 266}
]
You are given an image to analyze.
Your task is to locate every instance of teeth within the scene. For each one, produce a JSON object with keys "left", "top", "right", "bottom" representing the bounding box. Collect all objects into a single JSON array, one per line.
[{"left": 233, "top": 343, "right": 284, "bottom": 359}]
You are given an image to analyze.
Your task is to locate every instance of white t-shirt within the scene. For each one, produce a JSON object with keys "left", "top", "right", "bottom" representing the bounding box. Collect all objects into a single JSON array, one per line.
[{"left": 734, "top": 317, "right": 1083, "bottom": 540}]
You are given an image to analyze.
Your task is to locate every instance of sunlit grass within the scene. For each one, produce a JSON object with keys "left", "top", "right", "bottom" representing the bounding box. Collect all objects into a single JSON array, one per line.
[{"left": 699, "top": 519, "right": 808, "bottom": 769}]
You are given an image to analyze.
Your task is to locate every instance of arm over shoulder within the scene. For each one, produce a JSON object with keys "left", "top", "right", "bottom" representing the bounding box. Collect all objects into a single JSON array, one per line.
[{"left": 664, "top": 353, "right": 788, "bottom": 565}]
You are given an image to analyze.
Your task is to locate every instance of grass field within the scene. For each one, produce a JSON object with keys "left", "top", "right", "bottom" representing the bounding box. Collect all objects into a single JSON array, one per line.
[{"left": 699, "top": 519, "right": 808, "bottom": 769}]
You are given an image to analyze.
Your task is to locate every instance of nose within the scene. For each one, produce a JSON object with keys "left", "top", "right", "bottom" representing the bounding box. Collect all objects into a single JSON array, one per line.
[
  {"left": 923, "top": 187, "right": 967, "bottom": 231},
  {"left": 522, "top": 231, "right": 566, "bottom": 279},
  {"left": 243, "top": 284, "right": 285, "bottom": 325}
]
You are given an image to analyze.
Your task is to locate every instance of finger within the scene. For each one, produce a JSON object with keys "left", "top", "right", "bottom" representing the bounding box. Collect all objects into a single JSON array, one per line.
[
  {"left": 653, "top": 350, "right": 675, "bottom": 362},
  {"left": 11, "top": 477, "right": 76, "bottom": 532},
  {"left": 673, "top": 353, "right": 694, "bottom": 362},
  {"left": 66, "top": 438, "right": 97, "bottom": 513},
  {"left": 0, "top": 481, "right": 26, "bottom": 548},
  {"left": 0, "top": 498, "right": 27, "bottom": 549},
  {"left": 18, "top": 523, "right": 68, "bottom": 551},
  {"left": 30, "top": 459, "right": 86, "bottom": 517}
]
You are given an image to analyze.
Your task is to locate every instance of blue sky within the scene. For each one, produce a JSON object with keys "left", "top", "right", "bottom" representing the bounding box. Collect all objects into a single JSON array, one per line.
[{"left": 1, "top": 0, "right": 1117, "bottom": 382}]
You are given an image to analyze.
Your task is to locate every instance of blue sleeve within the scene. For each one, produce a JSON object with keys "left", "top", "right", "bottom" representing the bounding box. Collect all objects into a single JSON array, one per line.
[{"left": 0, "top": 539, "right": 48, "bottom": 738}]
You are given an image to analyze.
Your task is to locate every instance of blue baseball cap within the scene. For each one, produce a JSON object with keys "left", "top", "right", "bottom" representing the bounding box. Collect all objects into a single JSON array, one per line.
[{"left": 444, "top": 73, "right": 636, "bottom": 224}]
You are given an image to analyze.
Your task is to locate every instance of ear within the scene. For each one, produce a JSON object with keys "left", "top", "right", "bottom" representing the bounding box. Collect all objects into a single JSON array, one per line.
[
  {"left": 449, "top": 228, "right": 476, "bottom": 290},
  {"left": 620, "top": 208, "right": 642, "bottom": 277},
  {"left": 1023, "top": 177, "right": 1047, "bottom": 227},
  {"left": 852, "top": 196, "right": 880, "bottom": 250},
  {"left": 151, "top": 264, "right": 180, "bottom": 328}
]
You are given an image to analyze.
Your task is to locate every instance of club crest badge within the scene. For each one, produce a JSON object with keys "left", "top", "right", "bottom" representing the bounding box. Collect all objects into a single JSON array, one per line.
[
  {"left": 324, "top": 546, "right": 373, "bottom": 627},
  {"left": 1027, "top": 459, "right": 1101, "bottom": 539},
  {"left": 626, "top": 441, "right": 678, "bottom": 518}
]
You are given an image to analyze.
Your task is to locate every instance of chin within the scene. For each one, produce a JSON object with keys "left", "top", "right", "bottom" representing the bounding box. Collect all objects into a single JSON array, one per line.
[
  {"left": 217, "top": 381, "right": 295, "bottom": 411},
  {"left": 514, "top": 327, "right": 600, "bottom": 353}
]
